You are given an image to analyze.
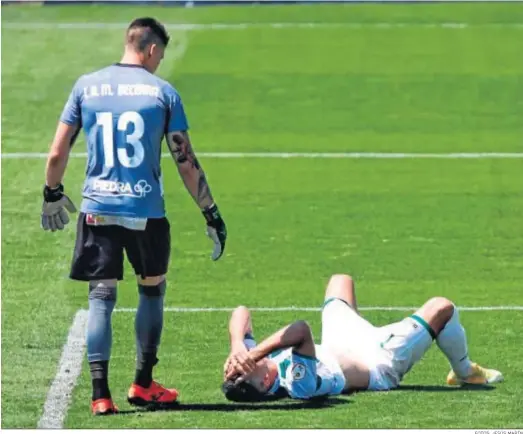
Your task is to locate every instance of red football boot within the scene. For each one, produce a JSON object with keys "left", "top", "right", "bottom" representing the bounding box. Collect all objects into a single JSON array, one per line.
[
  {"left": 128, "top": 381, "right": 179, "bottom": 409},
  {"left": 91, "top": 398, "right": 119, "bottom": 416}
]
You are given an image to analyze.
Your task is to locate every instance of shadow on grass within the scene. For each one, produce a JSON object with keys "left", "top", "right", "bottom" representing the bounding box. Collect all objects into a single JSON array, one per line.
[
  {"left": 394, "top": 384, "right": 496, "bottom": 392},
  {"left": 116, "top": 397, "right": 350, "bottom": 414},
  {"left": 115, "top": 385, "right": 493, "bottom": 415}
]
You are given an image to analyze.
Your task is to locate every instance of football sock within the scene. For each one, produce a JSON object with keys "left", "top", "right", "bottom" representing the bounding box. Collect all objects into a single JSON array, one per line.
[
  {"left": 90, "top": 361, "right": 111, "bottom": 400},
  {"left": 87, "top": 282, "right": 116, "bottom": 400},
  {"left": 134, "top": 281, "right": 165, "bottom": 388},
  {"left": 436, "top": 304, "right": 472, "bottom": 378},
  {"left": 134, "top": 353, "right": 158, "bottom": 388}
]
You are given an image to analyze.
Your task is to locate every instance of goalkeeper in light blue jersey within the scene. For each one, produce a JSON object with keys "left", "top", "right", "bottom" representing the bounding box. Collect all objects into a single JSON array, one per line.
[{"left": 41, "top": 17, "right": 227, "bottom": 416}]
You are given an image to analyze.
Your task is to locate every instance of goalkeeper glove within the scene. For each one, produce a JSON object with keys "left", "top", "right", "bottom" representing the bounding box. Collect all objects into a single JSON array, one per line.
[
  {"left": 202, "top": 203, "right": 227, "bottom": 261},
  {"left": 41, "top": 184, "right": 77, "bottom": 231}
]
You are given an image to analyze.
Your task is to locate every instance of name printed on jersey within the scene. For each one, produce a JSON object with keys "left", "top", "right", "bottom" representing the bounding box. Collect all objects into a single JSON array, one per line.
[{"left": 61, "top": 64, "right": 189, "bottom": 220}]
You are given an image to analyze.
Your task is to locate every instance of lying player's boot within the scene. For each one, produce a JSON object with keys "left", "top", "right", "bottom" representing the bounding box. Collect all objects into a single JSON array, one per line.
[
  {"left": 91, "top": 398, "right": 119, "bottom": 416},
  {"left": 127, "top": 381, "right": 179, "bottom": 408},
  {"left": 446, "top": 362, "right": 504, "bottom": 386}
]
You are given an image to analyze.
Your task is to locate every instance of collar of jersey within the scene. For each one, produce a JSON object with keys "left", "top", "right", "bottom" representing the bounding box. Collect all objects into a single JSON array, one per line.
[{"left": 113, "top": 62, "right": 146, "bottom": 69}]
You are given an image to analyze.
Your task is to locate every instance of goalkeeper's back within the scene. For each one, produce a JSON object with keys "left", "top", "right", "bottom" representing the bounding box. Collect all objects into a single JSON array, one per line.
[{"left": 60, "top": 63, "right": 188, "bottom": 219}]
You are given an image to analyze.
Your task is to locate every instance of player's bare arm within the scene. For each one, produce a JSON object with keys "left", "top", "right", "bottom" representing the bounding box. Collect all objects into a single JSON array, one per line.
[
  {"left": 41, "top": 121, "right": 79, "bottom": 231},
  {"left": 166, "top": 131, "right": 213, "bottom": 208},
  {"left": 250, "top": 320, "right": 316, "bottom": 361},
  {"left": 166, "top": 130, "right": 227, "bottom": 260},
  {"left": 224, "top": 306, "right": 254, "bottom": 378},
  {"left": 45, "top": 121, "right": 80, "bottom": 187},
  {"left": 226, "top": 320, "right": 315, "bottom": 382}
]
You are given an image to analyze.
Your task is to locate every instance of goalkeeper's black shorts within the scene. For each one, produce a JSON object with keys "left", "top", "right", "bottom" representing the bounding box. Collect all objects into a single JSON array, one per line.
[{"left": 70, "top": 212, "right": 171, "bottom": 281}]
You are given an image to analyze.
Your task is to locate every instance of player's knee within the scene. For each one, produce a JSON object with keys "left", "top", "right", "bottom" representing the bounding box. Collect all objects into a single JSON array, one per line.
[
  {"left": 138, "top": 278, "right": 166, "bottom": 297},
  {"left": 327, "top": 273, "right": 353, "bottom": 288},
  {"left": 329, "top": 274, "right": 353, "bottom": 284},
  {"left": 138, "top": 275, "right": 165, "bottom": 287},
  {"left": 427, "top": 297, "right": 454, "bottom": 321},
  {"left": 325, "top": 274, "right": 354, "bottom": 297},
  {"left": 88, "top": 280, "right": 117, "bottom": 301}
]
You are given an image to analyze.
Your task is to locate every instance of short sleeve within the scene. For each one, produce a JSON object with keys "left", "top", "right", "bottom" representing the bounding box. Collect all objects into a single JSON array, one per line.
[
  {"left": 243, "top": 333, "right": 257, "bottom": 351},
  {"left": 165, "top": 86, "right": 189, "bottom": 133},
  {"left": 60, "top": 80, "right": 82, "bottom": 126},
  {"left": 279, "top": 352, "right": 318, "bottom": 399}
]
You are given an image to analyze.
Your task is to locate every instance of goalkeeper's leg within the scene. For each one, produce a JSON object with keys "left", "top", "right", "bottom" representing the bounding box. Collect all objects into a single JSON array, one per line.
[
  {"left": 124, "top": 221, "right": 178, "bottom": 408},
  {"left": 127, "top": 276, "right": 179, "bottom": 408},
  {"left": 87, "top": 280, "right": 118, "bottom": 415}
]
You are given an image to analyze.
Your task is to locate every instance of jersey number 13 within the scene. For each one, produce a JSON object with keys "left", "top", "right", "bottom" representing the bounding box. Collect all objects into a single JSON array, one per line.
[{"left": 96, "top": 111, "right": 145, "bottom": 168}]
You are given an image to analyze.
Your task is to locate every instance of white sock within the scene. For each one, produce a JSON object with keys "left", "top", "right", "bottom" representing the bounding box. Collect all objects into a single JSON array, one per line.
[{"left": 436, "top": 304, "right": 472, "bottom": 378}]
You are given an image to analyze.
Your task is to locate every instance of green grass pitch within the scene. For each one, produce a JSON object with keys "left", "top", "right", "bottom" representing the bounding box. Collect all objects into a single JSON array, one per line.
[{"left": 1, "top": 1, "right": 523, "bottom": 429}]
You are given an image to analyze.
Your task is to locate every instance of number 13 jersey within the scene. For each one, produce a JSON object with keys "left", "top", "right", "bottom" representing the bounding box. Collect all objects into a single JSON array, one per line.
[{"left": 60, "top": 63, "right": 188, "bottom": 218}]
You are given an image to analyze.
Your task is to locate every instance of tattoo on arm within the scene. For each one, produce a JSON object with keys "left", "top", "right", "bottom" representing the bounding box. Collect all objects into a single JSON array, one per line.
[
  {"left": 169, "top": 132, "right": 200, "bottom": 170},
  {"left": 167, "top": 131, "right": 212, "bottom": 207},
  {"left": 197, "top": 172, "right": 211, "bottom": 204},
  {"left": 169, "top": 133, "right": 188, "bottom": 164}
]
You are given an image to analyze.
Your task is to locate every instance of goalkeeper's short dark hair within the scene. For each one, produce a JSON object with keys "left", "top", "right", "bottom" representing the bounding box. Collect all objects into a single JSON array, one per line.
[
  {"left": 221, "top": 379, "right": 287, "bottom": 402},
  {"left": 126, "top": 17, "right": 170, "bottom": 50}
]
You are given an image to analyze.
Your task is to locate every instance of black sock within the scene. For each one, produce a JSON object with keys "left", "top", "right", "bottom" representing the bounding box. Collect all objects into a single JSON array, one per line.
[
  {"left": 134, "top": 354, "right": 158, "bottom": 388},
  {"left": 90, "top": 361, "right": 111, "bottom": 400}
]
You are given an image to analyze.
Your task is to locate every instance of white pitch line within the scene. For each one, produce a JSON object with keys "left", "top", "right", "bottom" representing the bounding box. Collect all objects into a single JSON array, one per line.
[
  {"left": 3, "top": 22, "right": 523, "bottom": 30},
  {"left": 113, "top": 305, "right": 523, "bottom": 313},
  {"left": 193, "top": 152, "right": 523, "bottom": 159},
  {"left": 38, "top": 309, "right": 88, "bottom": 429},
  {"left": 2, "top": 152, "right": 523, "bottom": 159}
]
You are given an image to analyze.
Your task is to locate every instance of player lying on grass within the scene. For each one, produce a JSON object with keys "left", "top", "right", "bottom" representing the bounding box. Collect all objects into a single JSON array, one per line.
[{"left": 222, "top": 274, "right": 503, "bottom": 401}]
